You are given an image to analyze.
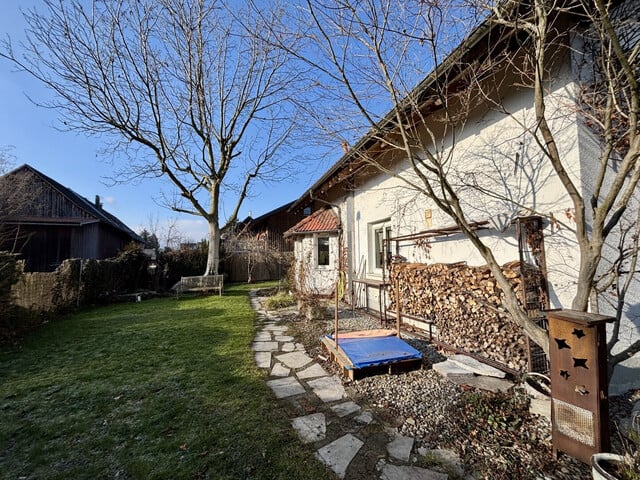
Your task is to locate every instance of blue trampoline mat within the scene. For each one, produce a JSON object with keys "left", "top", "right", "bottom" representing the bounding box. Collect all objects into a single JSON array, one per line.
[{"left": 326, "top": 334, "right": 422, "bottom": 369}]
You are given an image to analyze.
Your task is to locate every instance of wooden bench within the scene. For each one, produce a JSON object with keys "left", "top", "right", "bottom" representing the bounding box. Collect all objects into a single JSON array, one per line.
[{"left": 174, "top": 275, "right": 224, "bottom": 298}]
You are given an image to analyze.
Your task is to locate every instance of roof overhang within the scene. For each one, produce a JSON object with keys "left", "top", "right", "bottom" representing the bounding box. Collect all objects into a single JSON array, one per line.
[{"left": 289, "top": 1, "right": 580, "bottom": 211}]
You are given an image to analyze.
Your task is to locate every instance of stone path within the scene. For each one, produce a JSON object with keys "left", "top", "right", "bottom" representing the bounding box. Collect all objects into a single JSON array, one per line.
[{"left": 249, "top": 292, "right": 469, "bottom": 480}]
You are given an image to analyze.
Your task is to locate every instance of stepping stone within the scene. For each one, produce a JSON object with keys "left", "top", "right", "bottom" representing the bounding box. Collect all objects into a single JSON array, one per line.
[
  {"left": 252, "top": 341, "right": 279, "bottom": 352},
  {"left": 432, "top": 360, "right": 475, "bottom": 380},
  {"left": 266, "top": 325, "right": 289, "bottom": 333},
  {"left": 529, "top": 397, "right": 551, "bottom": 419},
  {"left": 387, "top": 435, "right": 414, "bottom": 462},
  {"left": 271, "top": 363, "right": 290, "bottom": 377},
  {"left": 418, "top": 448, "right": 465, "bottom": 478},
  {"left": 291, "top": 413, "right": 326, "bottom": 443},
  {"left": 450, "top": 375, "right": 514, "bottom": 393},
  {"left": 448, "top": 354, "right": 506, "bottom": 378},
  {"left": 355, "top": 411, "right": 374, "bottom": 424},
  {"left": 281, "top": 342, "right": 296, "bottom": 352},
  {"left": 380, "top": 463, "right": 448, "bottom": 480},
  {"left": 331, "top": 401, "right": 361, "bottom": 418},
  {"left": 294, "top": 343, "right": 305, "bottom": 351},
  {"left": 315, "top": 434, "right": 363, "bottom": 479},
  {"left": 266, "top": 377, "right": 305, "bottom": 399},
  {"left": 275, "top": 335, "right": 294, "bottom": 342},
  {"left": 307, "top": 376, "right": 346, "bottom": 403},
  {"left": 254, "top": 332, "right": 272, "bottom": 341},
  {"left": 255, "top": 352, "right": 271, "bottom": 369},
  {"left": 297, "top": 363, "right": 328, "bottom": 380},
  {"left": 276, "top": 351, "right": 314, "bottom": 369}
]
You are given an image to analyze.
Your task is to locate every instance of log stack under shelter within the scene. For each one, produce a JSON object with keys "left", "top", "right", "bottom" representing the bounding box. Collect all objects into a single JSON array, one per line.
[{"left": 388, "top": 261, "right": 530, "bottom": 372}]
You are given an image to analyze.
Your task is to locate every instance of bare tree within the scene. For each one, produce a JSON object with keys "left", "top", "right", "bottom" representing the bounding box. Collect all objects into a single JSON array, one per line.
[
  {"left": 256, "top": 0, "right": 640, "bottom": 369},
  {"left": 0, "top": 147, "right": 36, "bottom": 253},
  {"left": 1, "top": 0, "right": 303, "bottom": 275},
  {"left": 0, "top": 146, "right": 14, "bottom": 175},
  {"left": 223, "top": 225, "right": 286, "bottom": 283}
]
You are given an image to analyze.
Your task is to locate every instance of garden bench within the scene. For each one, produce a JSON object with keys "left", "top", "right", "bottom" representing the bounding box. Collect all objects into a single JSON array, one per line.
[{"left": 174, "top": 274, "right": 224, "bottom": 298}]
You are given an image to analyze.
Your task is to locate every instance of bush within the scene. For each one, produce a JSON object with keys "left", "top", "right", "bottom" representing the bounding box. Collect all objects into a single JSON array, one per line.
[
  {"left": 0, "top": 251, "right": 21, "bottom": 303},
  {"left": 158, "top": 241, "right": 208, "bottom": 289},
  {"left": 80, "top": 245, "right": 151, "bottom": 304},
  {"left": 264, "top": 291, "right": 296, "bottom": 310}
]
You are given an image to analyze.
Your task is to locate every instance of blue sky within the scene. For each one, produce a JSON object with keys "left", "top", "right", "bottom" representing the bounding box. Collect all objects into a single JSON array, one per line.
[{"left": 0, "top": 1, "right": 323, "bottom": 245}]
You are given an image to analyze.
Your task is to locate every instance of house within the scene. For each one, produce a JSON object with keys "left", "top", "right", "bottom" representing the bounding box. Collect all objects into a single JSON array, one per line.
[
  {"left": 0, "top": 164, "right": 143, "bottom": 272},
  {"left": 287, "top": 3, "right": 640, "bottom": 393},
  {"left": 284, "top": 207, "right": 341, "bottom": 296}
]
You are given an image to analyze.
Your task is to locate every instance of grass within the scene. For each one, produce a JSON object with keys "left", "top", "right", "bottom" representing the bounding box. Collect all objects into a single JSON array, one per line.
[{"left": 0, "top": 283, "right": 330, "bottom": 480}]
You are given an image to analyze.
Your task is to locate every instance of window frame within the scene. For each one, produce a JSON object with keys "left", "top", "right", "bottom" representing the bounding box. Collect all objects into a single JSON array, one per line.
[
  {"left": 316, "top": 234, "right": 330, "bottom": 267},
  {"left": 368, "top": 219, "right": 391, "bottom": 274}
]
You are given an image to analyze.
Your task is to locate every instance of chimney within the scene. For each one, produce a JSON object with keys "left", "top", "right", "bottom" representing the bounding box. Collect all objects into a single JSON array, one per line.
[{"left": 95, "top": 195, "right": 102, "bottom": 209}]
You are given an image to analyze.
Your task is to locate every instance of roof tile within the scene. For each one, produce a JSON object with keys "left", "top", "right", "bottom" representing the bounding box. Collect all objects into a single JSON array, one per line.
[{"left": 284, "top": 208, "right": 339, "bottom": 236}]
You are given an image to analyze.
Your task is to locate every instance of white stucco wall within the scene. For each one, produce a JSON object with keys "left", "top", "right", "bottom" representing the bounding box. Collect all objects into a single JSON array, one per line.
[
  {"left": 315, "top": 33, "right": 640, "bottom": 393},
  {"left": 292, "top": 233, "right": 340, "bottom": 296},
  {"left": 343, "top": 60, "right": 584, "bottom": 314}
]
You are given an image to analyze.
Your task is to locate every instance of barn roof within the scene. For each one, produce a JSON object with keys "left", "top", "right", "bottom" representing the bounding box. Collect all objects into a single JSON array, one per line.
[
  {"left": 2, "top": 164, "right": 143, "bottom": 243},
  {"left": 284, "top": 208, "right": 340, "bottom": 237}
]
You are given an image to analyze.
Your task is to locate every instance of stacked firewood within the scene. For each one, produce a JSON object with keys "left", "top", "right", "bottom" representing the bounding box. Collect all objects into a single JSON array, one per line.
[{"left": 388, "top": 261, "right": 529, "bottom": 371}]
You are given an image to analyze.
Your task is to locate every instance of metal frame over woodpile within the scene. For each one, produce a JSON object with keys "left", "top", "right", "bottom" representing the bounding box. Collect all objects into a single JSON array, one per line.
[{"left": 376, "top": 216, "right": 550, "bottom": 375}]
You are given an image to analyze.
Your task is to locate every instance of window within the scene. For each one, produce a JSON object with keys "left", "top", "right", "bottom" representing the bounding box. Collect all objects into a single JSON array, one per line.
[
  {"left": 317, "top": 236, "right": 330, "bottom": 266},
  {"left": 370, "top": 220, "right": 391, "bottom": 270},
  {"left": 303, "top": 206, "right": 312, "bottom": 216}
]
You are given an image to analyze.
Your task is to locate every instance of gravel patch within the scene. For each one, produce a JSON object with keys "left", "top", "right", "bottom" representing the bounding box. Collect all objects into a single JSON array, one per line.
[{"left": 260, "top": 296, "right": 636, "bottom": 480}]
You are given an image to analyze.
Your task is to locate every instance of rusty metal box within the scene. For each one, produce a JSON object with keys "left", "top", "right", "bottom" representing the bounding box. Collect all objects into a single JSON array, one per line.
[{"left": 546, "top": 310, "right": 613, "bottom": 463}]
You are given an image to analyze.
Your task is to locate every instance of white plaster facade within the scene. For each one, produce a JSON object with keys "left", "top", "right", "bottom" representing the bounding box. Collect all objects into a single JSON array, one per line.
[
  {"left": 292, "top": 232, "right": 340, "bottom": 296},
  {"left": 294, "top": 31, "right": 639, "bottom": 393}
]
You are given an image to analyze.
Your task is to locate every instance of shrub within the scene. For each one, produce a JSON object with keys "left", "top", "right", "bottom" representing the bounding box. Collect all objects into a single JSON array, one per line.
[
  {"left": 158, "top": 241, "right": 208, "bottom": 289},
  {"left": 265, "top": 291, "right": 296, "bottom": 310},
  {"left": 0, "top": 251, "right": 21, "bottom": 303}
]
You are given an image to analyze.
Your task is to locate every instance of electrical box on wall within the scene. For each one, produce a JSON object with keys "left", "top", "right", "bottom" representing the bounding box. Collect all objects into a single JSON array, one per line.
[
  {"left": 424, "top": 209, "right": 432, "bottom": 227},
  {"left": 546, "top": 310, "right": 614, "bottom": 463}
]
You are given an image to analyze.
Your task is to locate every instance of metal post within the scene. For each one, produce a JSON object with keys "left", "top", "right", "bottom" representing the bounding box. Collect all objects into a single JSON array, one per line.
[{"left": 395, "top": 278, "right": 401, "bottom": 338}]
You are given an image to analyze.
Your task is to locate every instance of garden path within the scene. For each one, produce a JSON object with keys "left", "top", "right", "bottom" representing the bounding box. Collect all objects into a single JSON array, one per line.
[{"left": 249, "top": 291, "right": 469, "bottom": 480}]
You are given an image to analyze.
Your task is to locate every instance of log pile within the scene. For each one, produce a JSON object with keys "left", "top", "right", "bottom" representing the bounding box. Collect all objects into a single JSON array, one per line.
[{"left": 389, "top": 261, "right": 529, "bottom": 372}]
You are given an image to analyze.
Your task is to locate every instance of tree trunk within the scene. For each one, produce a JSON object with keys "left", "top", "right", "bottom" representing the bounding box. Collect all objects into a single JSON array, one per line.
[
  {"left": 205, "top": 220, "right": 220, "bottom": 276},
  {"left": 571, "top": 244, "right": 602, "bottom": 312}
]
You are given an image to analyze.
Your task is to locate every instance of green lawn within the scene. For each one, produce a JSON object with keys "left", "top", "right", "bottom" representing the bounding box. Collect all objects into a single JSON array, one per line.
[{"left": 0, "top": 284, "right": 330, "bottom": 480}]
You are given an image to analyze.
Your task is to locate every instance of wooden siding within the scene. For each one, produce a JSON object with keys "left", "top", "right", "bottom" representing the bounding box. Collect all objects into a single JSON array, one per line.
[{"left": 15, "top": 173, "right": 93, "bottom": 220}]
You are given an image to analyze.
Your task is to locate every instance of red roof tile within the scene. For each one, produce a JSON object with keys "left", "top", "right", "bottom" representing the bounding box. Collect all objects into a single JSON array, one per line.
[{"left": 284, "top": 208, "right": 340, "bottom": 236}]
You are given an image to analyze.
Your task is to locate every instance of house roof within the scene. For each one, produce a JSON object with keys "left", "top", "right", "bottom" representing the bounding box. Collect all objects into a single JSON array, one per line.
[
  {"left": 2, "top": 164, "right": 143, "bottom": 243},
  {"left": 289, "top": 1, "right": 549, "bottom": 211},
  {"left": 284, "top": 208, "right": 340, "bottom": 237},
  {"left": 247, "top": 201, "right": 295, "bottom": 225}
]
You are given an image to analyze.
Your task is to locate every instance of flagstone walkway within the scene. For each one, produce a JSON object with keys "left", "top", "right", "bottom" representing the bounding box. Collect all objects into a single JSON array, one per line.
[{"left": 249, "top": 291, "right": 468, "bottom": 480}]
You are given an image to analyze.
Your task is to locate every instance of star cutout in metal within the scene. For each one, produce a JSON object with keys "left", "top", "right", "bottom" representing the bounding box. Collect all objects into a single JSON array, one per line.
[
  {"left": 572, "top": 328, "right": 586, "bottom": 339},
  {"left": 573, "top": 358, "right": 588, "bottom": 369}
]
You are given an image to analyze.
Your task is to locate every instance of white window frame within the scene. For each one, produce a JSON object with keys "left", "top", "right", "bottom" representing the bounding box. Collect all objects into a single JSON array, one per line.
[
  {"left": 316, "top": 234, "right": 330, "bottom": 267},
  {"left": 368, "top": 219, "right": 391, "bottom": 275}
]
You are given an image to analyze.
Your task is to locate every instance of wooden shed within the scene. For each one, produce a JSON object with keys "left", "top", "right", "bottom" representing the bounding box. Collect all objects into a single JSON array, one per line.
[{"left": 0, "top": 164, "right": 143, "bottom": 272}]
